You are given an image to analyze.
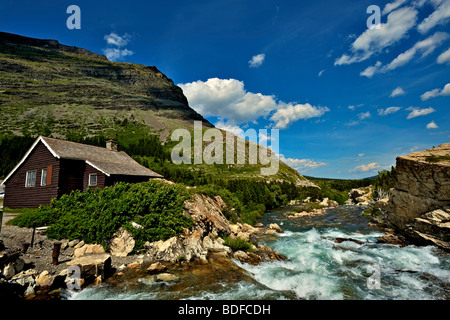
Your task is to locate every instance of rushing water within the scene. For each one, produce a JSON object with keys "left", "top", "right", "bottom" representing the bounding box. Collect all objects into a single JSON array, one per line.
[{"left": 65, "top": 206, "right": 450, "bottom": 300}]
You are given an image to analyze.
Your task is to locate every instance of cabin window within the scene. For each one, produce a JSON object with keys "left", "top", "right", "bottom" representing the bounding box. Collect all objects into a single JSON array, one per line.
[
  {"left": 89, "top": 173, "right": 97, "bottom": 186},
  {"left": 41, "top": 169, "right": 47, "bottom": 186},
  {"left": 25, "top": 170, "right": 36, "bottom": 187}
]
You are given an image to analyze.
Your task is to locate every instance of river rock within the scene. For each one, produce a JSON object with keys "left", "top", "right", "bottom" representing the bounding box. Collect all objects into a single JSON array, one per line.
[
  {"left": 348, "top": 187, "right": 372, "bottom": 205},
  {"left": 268, "top": 223, "right": 284, "bottom": 233},
  {"left": 233, "top": 250, "right": 249, "bottom": 261},
  {"left": 2, "top": 262, "right": 15, "bottom": 280},
  {"left": 35, "top": 270, "right": 54, "bottom": 288},
  {"left": 155, "top": 273, "right": 177, "bottom": 282},
  {"left": 147, "top": 262, "right": 167, "bottom": 274},
  {"left": 319, "top": 198, "right": 329, "bottom": 206}
]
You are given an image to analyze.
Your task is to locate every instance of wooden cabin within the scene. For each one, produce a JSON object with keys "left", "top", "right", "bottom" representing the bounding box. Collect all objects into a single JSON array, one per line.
[{"left": 3, "top": 136, "right": 163, "bottom": 208}]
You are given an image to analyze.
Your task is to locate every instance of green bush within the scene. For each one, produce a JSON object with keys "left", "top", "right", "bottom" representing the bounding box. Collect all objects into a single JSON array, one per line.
[
  {"left": 11, "top": 181, "right": 193, "bottom": 251},
  {"left": 223, "top": 236, "right": 253, "bottom": 252}
]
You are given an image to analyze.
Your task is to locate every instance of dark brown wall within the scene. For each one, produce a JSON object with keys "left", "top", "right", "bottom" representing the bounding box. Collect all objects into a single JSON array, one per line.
[
  {"left": 4, "top": 141, "right": 60, "bottom": 208},
  {"left": 58, "top": 159, "right": 85, "bottom": 197},
  {"left": 83, "top": 163, "right": 105, "bottom": 192}
]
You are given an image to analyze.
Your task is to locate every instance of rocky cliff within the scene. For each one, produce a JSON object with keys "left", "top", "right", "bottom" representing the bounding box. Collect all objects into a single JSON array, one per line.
[{"left": 385, "top": 143, "right": 450, "bottom": 250}]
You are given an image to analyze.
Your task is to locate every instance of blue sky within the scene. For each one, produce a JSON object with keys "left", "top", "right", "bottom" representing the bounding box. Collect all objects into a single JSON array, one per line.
[{"left": 1, "top": 0, "right": 449, "bottom": 178}]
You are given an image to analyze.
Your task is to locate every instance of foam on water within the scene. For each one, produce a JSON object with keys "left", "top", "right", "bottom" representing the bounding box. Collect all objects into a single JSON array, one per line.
[
  {"left": 65, "top": 207, "right": 450, "bottom": 300},
  {"left": 237, "top": 227, "right": 450, "bottom": 300}
]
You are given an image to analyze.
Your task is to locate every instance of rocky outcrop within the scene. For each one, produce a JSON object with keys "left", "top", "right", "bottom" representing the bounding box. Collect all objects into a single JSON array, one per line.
[
  {"left": 144, "top": 194, "right": 285, "bottom": 265},
  {"left": 385, "top": 143, "right": 450, "bottom": 250},
  {"left": 345, "top": 187, "right": 372, "bottom": 206}
]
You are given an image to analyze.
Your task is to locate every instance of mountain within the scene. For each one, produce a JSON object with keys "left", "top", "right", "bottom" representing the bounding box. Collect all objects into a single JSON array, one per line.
[
  {"left": 0, "top": 31, "right": 212, "bottom": 142},
  {"left": 0, "top": 32, "right": 311, "bottom": 186}
]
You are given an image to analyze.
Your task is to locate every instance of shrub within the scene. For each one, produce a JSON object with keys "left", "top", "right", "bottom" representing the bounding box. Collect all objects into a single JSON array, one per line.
[
  {"left": 11, "top": 181, "right": 194, "bottom": 250},
  {"left": 223, "top": 236, "right": 253, "bottom": 252}
]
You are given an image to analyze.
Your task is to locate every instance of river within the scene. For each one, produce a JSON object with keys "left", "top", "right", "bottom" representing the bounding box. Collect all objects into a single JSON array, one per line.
[{"left": 65, "top": 205, "right": 450, "bottom": 300}]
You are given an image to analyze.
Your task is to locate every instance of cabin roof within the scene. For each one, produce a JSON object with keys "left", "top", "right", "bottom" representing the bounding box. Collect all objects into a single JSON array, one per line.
[{"left": 3, "top": 136, "right": 163, "bottom": 184}]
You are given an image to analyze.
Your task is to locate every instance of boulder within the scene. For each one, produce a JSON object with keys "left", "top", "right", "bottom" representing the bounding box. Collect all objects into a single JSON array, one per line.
[
  {"left": 319, "top": 198, "right": 329, "bottom": 206},
  {"left": 74, "top": 244, "right": 105, "bottom": 258},
  {"left": 2, "top": 262, "right": 15, "bottom": 280},
  {"left": 35, "top": 270, "right": 54, "bottom": 288},
  {"left": 233, "top": 250, "right": 249, "bottom": 261},
  {"left": 67, "top": 253, "right": 112, "bottom": 283},
  {"left": 109, "top": 227, "right": 135, "bottom": 257},
  {"left": 155, "top": 273, "right": 177, "bottom": 282},
  {"left": 147, "top": 262, "right": 167, "bottom": 274},
  {"left": 268, "top": 223, "right": 284, "bottom": 233}
]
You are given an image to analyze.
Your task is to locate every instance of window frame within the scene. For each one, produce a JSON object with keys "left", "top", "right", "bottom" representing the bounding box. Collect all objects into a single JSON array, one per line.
[
  {"left": 25, "top": 170, "right": 37, "bottom": 187},
  {"left": 41, "top": 168, "right": 47, "bottom": 186},
  {"left": 89, "top": 173, "right": 97, "bottom": 186}
]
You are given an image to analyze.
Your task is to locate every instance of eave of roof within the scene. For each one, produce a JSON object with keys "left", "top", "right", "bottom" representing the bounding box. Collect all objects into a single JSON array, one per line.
[{"left": 3, "top": 136, "right": 163, "bottom": 184}]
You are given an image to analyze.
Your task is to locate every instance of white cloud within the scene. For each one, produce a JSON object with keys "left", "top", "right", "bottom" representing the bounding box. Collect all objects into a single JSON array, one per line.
[
  {"left": 358, "top": 153, "right": 365, "bottom": 157},
  {"left": 417, "top": 0, "right": 450, "bottom": 33},
  {"left": 442, "top": 83, "right": 450, "bottom": 95},
  {"left": 335, "top": 6, "right": 418, "bottom": 66},
  {"left": 102, "top": 48, "right": 134, "bottom": 61},
  {"left": 358, "top": 111, "right": 372, "bottom": 120},
  {"left": 214, "top": 119, "right": 245, "bottom": 138},
  {"left": 437, "top": 48, "right": 450, "bottom": 64},
  {"left": 406, "top": 106, "right": 436, "bottom": 119},
  {"left": 383, "top": 0, "right": 408, "bottom": 15},
  {"left": 360, "top": 32, "right": 449, "bottom": 77},
  {"left": 350, "top": 162, "right": 381, "bottom": 172},
  {"left": 421, "top": 83, "right": 450, "bottom": 100},
  {"left": 318, "top": 69, "right": 325, "bottom": 77},
  {"left": 249, "top": 53, "right": 265, "bottom": 68},
  {"left": 378, "top": 106, "right": 401, "bottom": 116},
  {"left": 348, "top": 104, "right": 364, "bottom": 111},
  {"left": 104, "top": 32, "right": 131, "bottom": 47},
  {"left": 345, "top": 120, "right": 360, "bottom": 127},
  {"left": 390, "top": 86, "right": 406, "bottom": 97},
  {"left": 269, "top": 103, "right": 329, "bottom": 129},
  {"left": 178, "top": 78, "right": 329, "bottom": 128},
  {"left": 426, "top": 120, "right": 439, "bottom": 129},
  {"left": 102, "top": 32, "right": 134, "bottom": 61},
  {"left": 360, "top": 61, "right": 382, "bottom": 78},
  {"left": 278, "top": 154, "right": 327, "bottom": 172},
  {"left": 420, "top": 88, "right": 441, "bottom": 101},
  {"left": 387, "top": 32, "right": 449, "bottom": 68}
]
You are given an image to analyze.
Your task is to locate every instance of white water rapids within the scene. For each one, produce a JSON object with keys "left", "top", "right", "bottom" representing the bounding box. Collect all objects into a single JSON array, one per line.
[{"left": 65, "top": 206, "right": 450, "bottom": 300}]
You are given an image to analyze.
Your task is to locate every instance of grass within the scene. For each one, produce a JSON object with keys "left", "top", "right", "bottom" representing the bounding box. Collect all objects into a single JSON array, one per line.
[
  {"left": 223, "top": 236, "right": 253, "bottom": 252},
  {"left": 2, "top": 206, "right": 36, "bottom": 214}
]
